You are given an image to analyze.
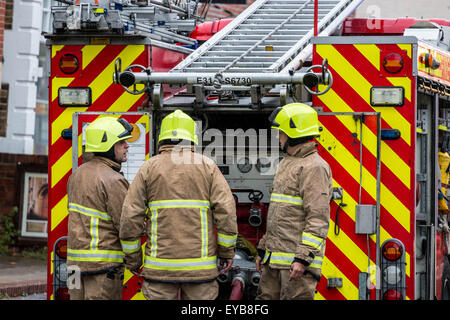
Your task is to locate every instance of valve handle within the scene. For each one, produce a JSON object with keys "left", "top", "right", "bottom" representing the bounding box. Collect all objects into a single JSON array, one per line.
[
  {"left": 121, "top": 64, "right": 149, "bottom": 95},
  {"left": 248, "top": 190, "right": 263, "bottom": 202},
  {"left": 304, "top": 60, "right": 333, "bottom": 96}
]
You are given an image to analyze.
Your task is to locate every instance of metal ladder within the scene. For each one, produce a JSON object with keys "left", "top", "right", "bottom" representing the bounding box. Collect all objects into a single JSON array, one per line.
[{"left": 172, "top": 0, "right": 364, "bottom": 74}]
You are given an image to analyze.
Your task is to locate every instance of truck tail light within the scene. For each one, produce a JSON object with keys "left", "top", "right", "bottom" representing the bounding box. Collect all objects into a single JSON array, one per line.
[
  {"left": 383, "top": 53, "right": 403, "bottom": 74},
  {"left": 59, "top": 54, "right": 79, "bottom": 75},
  {"left": 55, "top": 287, "right": 70, "bottom": 300},
  {"left": 380, "top": 239, "right": 406, "bottom": 300},
  {"left": 53, "top": 237, "right": 70, "bottom": 300},
  {"left": 382, "top": 241, "right": 403, "bottom": 261},
  {"left": 383, "top": 289, "right": 403, "bottom": 300},
  {"left": 55, "top": 238, "right": 67, "bottom": 259}
]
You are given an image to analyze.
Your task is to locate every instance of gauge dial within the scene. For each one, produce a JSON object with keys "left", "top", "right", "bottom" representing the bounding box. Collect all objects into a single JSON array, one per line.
[{"left": 237, "top": 157, "right": 252, "bottom": 173}]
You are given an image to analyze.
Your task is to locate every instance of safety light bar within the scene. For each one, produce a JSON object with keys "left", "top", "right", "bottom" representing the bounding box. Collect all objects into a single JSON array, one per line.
[
  {"left": 58, "top": 87, "right": 92, "bottom": 107},
  {"left": 370, "top": 86, "right": 404, "bottom": 107}
]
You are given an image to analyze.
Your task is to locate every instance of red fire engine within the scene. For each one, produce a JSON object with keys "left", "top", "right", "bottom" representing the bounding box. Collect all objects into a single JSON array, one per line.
[{"left": 46, "top": 0, "right": 450, "bottom": 300}]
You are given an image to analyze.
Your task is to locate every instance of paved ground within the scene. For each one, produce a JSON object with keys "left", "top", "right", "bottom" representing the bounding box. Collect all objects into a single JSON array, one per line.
[{"left": 0, "top": 255, "right": 47, "bottom": 299}]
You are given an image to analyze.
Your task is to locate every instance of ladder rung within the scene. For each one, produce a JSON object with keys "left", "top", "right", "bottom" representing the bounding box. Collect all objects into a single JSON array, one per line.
[
  {"left": 183, "top": 67, "right": 275, "bottom": 73},
  {"left": 205, "top": 50, "right": 285, "bottom": 57},
  {"left": 219, "top": 40, "right": 298, "bottom": 46},
  {"left": 210, "top": 45, "right": 292, "bottom": 52},
  {"left": 225, "top": 34, "right": 306, "bottom": 41},
  {"left": 238, "top": 23, "right": 314, "bottom": 30}
]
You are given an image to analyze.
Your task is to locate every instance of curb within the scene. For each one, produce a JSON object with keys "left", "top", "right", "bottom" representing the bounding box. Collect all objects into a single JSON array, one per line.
[{"left": 0, "top": 280, "right": 46, "bottom": 297}]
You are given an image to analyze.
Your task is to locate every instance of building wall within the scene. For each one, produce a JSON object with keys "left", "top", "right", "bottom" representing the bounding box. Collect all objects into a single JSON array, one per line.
[{"left": 0, "top": 0, "right": 43, "bottom": 155}]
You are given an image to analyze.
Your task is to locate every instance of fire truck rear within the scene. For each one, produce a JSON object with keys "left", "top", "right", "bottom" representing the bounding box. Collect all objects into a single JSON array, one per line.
[{"left": 46, "top": 0, "right": 450, "bottom": 300}]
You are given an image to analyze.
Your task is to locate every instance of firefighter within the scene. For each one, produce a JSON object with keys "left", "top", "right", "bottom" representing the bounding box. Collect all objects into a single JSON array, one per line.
[
  {"left": 255, "top": 103, "right": 333, "bottom": 300},
  {"left": 120, "top": 109, "right": 237, "bottom": 300},
  {"left": 66, "top": 117, "right": 133, "bottom": 300}
]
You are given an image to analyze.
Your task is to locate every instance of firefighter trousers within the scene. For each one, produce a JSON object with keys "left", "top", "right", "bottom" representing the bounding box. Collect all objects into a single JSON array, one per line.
[
  {"left": 256, "top": 265, "right": 317, "bottom": 300},
  {"left": 68, "top": 265, "right": 124, "bottom": 300},
  {"left": 142, "top": 279, "right": 219, "bottom": 300}
]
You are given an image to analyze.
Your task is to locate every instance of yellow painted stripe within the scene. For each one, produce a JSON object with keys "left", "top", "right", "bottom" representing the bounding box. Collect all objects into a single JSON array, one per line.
[
  {"left": 82, "top": 45, "right": 105, "bottom": 68},
  {"left": 354, "top": 44, "right": 380, "bottom": 70},
  {"left": 51, "top": 77, "right": 75, "bottom": 103},
  {"left": 318, "top": 123, "right": 411, "bottom": 232},
  {"left": 327, "top": 219, "right": 374, "bottom": 271},
  {"left": 51, "top": 194, "right": 68, "bottom": 231},
  {"left": 386, "top": 76, "right": 412, "bottom": 102},
  {"left": 106, "top": 91, "right": 144, "bottom": 113},
  {"left": 321, "top": 256, "right": 359, "bottom": 300},
  {"left": 51, "top": 148, "right": 72, "bottom": 188},
  {"left": 318, "top": 90, "right": 411, "bottom": 189},
  {"left": 316, "top": 44, "right": 411, "bottom": 146},
  {"left": 130, "top": 292, "right": 146, "bottom": 300},
  {"left": 52, "top": 45, "right": 64, "bottom": 58},
  {"left": 314, "top": 291, "right": 325, "bottom": 300},
  {"left": 90, "top": 45, "right": 145, "bottom": 102},
  {"left": 331, "top": 179, "right": 411, "bottom": 279},
  {"left": 51, "top": 45, "right": 145, "bottom": 145},
  {"left": 397, "top": 44, "right": 412, "bottom": 58}
]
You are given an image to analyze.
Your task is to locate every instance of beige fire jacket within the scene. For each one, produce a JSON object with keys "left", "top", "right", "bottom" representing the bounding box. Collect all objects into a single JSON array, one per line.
[
  {"left": 67, "top": 156, "right": 129, "bottom": 273},
  {"left": 258, "top": 141, "right": 333, "bottom": 278},
  {"left": 120, "top": 145, "right": 237, "bottom": 282}
]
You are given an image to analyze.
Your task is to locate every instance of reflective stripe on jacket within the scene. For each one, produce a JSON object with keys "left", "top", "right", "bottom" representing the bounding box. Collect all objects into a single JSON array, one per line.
[
  {"left": 67, "top": 156, "right": 129, "bottom": 272},
  {"left": 258, "top": 141, "right": 333, "bottom": 277},
  {"left": 120, "top": 145, "right": 237, "bottom": 282}
]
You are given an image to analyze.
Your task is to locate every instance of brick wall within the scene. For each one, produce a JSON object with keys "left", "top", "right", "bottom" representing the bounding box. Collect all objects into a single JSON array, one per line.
[{"left": 0, "top": 153, "right": 47, "bottom": 219}]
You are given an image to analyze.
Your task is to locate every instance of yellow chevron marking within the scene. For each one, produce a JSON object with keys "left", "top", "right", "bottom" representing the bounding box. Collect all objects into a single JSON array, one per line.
[
  {"left": 316, "top": 44, "right": 411, "bottom": 146},
  {"left": 51, "top": 195, "right": 68, "bottom": 232},
  {"left": 321, "top": 256, "right": 358, "bottom": 300},
  {"left": 353, "top": 44, "right": 412, "bottom": 103},
  {"left": 106, "top": 91, "right": 144, "bottom": 113},
  {"left": 52, "top": 45, "right": 65, "bottom": 58},
  {"left": 51, "top": 77, "right": 75, "bottom": 103},
  {"left": 51, "top": 45, "right": 145, "bottom": 146},
  {"left": 131, "top": 292, "right": 146, "bottom": 300},
  {"left": 386, "top": 76, "right": 412, "bottom": 102},
  {"left": 51, "top": 147, "right": 73, "bottom": 188},
  {"left": 314, "top": 291, "right": 325, "bottom": 300},
  {"left": 318, "top": 90, "right": 411, "bottom": 189},
  {"left": 354, "top": 44, "right": 380, "bottom": 70},
  {"left": 397, "top": 44, "right": 412, "bottom": 58},
  {"left": 90, "top": 45, "right": 145, "bottom": 102},
  {"left": 328, "top": 219, "right": 375, "bottom": 270},
  {"left": 82, "top": 45, "right": 105, "bottom": 68},
  {"left": 319, "top": 121, "right": 410, "bottom": 233},
  {"left": 332, "top": 179, "right": 411, "bottom": 278}
]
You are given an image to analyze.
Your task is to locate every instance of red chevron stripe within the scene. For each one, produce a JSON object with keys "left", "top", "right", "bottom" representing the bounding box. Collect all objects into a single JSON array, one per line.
[
  {"left": 49, "top": 45, "right": 127, "bottom": 122},
  {"left": 316, "top": 62, "right": 412, "bottom": 164},
  {"left": 319, "top": 114, "right": 411, "bottom": 208}
]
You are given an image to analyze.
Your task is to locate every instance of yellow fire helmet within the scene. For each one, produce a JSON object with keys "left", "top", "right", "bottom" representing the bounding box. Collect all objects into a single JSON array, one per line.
[
  {"left": 269, "top": 103, "right": 321, "bottom": 139},
  {"left": 158, "top": 109, "right": 198, "bottom": 145},
  {"left": 85, "top": 117, "right": 133, "bottom": 153}
]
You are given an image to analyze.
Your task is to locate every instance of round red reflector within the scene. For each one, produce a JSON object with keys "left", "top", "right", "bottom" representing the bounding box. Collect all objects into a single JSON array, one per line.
[
  {"left": 59, "top": 54, "right": 79, "bottom": 75},
  {"left": 383, "top": 53, "right": 403, "bottom": 74},
  {"left": 55, "top": 287, "right": 70, "bottom": 300},
  {"left": 383, "top": 289, "right": 403, "bottom": 300},
  {"left": 382, "top": 241, "right": 403, "bottom": 261},
  {"left": 55, "top": 239, "right": 67, "bottom": 259}
]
